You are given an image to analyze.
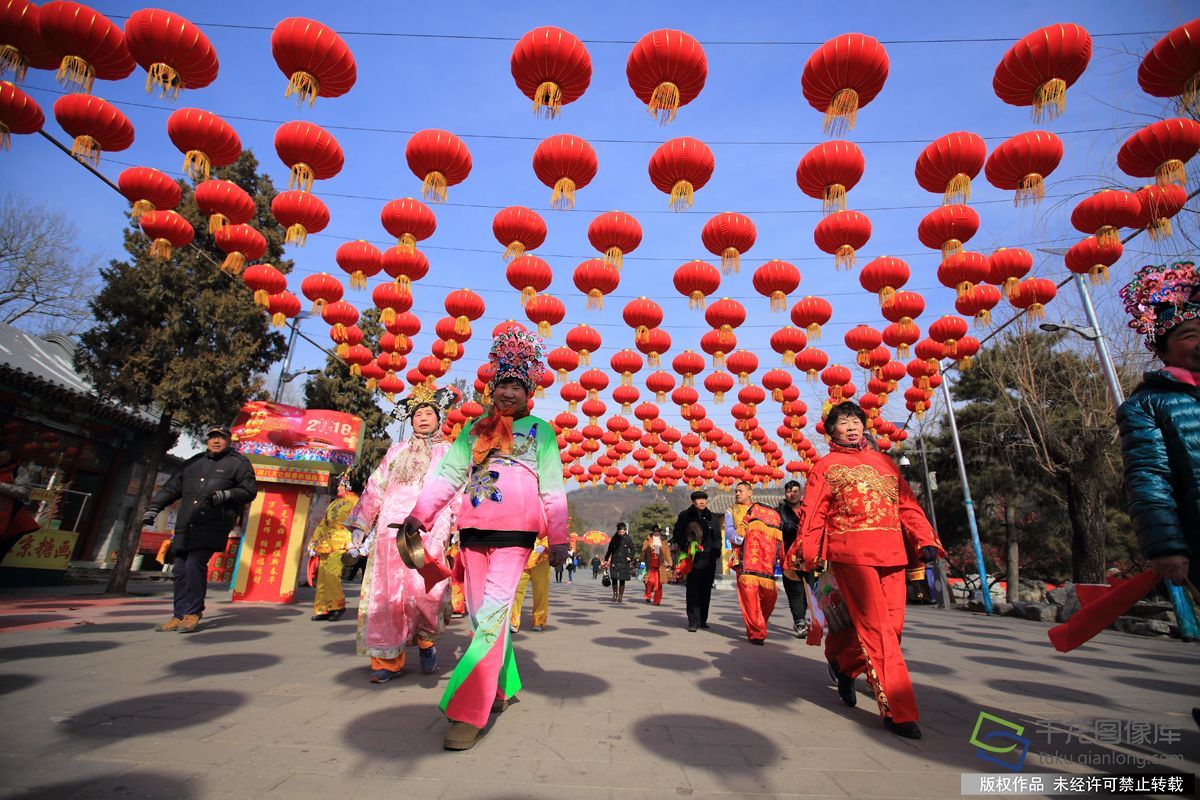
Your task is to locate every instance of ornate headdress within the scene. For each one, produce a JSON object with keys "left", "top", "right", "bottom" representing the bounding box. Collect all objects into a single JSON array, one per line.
[
  {"left": 1120, "top": 261, "right": 1200, "bottom": 349},
  {"left": 487, "top": 328, "right": 546, "bottom": 392},
  {"left": 392, "top": 383, "right": 457, "bottom": 423}
]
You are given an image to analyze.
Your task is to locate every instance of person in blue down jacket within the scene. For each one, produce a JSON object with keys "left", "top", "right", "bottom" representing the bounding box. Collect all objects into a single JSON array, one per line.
[{"left": 1116, "top": 262, "right": 1200, "bottom": 587}]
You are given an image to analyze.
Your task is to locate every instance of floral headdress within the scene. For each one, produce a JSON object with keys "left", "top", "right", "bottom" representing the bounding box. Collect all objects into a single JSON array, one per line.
[
  {"left": 1119, "top": 261, "right": 1200, "bottom": 349},
  {"left": 488, "top": 329, "right": 546, "bottom": 392},
  {"left": 392, "top": 383, "right": 457, "bottom": 423}
]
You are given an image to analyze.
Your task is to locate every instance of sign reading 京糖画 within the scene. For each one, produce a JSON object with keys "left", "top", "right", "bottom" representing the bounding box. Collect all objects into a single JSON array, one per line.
[{"left": 1, "top": 530, "right": 78, "bottom": 571}]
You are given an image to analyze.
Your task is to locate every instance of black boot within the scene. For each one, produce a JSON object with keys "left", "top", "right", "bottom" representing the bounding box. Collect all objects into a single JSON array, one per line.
[
  {"left": 327, "top": 609, "right": 344, "bottom": 621},
  {"left": 829, "top": 660, "right": 856, "bottom": 707},
  {"left": 884, "top": 718, "right": 922, "bottom": 739}
]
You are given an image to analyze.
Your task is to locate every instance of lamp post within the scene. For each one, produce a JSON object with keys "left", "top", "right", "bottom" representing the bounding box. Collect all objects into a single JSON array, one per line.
[
  {"left": 916, "top": 434, "right": 954, "bottom": 609},
  {"left": 939, "top": 378, "right": 992, "bottom": 614},
  {"left": 273, "top": 313, "right": 312, "bottom": 403}
]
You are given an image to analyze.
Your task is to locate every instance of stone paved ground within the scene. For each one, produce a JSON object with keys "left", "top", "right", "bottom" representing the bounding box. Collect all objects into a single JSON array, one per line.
[{"left": 0, "top": 575, "right": 1197, "bottom": 799}]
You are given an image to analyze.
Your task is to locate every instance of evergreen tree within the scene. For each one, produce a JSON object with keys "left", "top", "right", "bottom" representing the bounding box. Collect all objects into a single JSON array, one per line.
[{"left": 75, "top": 151, "right": 291, "bottom": 592}]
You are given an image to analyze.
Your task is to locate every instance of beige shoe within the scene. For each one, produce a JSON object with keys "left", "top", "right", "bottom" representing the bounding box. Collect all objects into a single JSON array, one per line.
[
  {"left": 156, "top": 617, "right": 182, "bottom": 632},
  {"left": 178, "top": 614, "right": 201, "bottom": 633},
  {"left": 443, "top": 721, "right": 482, "bottom": 751}
]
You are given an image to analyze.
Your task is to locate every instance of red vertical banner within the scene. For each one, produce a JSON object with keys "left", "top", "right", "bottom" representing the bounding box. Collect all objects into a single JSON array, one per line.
[{"left": 232, "top": 485, "right": 311, "bottom": 603}]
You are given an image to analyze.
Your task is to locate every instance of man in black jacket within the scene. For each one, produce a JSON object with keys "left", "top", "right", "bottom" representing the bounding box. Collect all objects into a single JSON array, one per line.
[
  {"left": 143, "top": 426, "right": 257, "bottom": 633},
  {"left": 777, "top": 480, "right": 815, "bottom": 638},
  {"left": 672, "top": 490, "right": 722, "bottom": 632}
]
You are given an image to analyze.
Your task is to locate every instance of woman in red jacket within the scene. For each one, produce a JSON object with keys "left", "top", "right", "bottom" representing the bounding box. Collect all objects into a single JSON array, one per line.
[{"left": 795, "top": 402, "right": 943, "bottom": 739}]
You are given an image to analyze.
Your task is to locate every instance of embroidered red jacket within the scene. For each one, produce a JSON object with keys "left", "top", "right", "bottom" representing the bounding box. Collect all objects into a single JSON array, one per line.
[{"left": 795, "top": 444, "right": 942, "bottom": 568}]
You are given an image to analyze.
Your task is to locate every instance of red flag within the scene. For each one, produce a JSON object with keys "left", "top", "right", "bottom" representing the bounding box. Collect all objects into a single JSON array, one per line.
[{"left": 1047, "top": 570, "right": 1161, "bottom": 653}]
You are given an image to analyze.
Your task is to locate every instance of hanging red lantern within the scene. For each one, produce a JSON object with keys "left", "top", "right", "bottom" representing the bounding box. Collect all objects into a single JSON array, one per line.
[
  {"left": 610, "top": 349, "right": 644, "bottom": 387},
  {"left": 406, "top": 129, "right": 471, "bottom": 203},
  {"left": 271, "top": 190, "right": 328, "bottom": 246},
  {"left": 752, "top": 260, "right": 801, "bottom": 312},
  {"left": 1009, "top": 277, "right": 1057, "bottom": 320},
  {"left": 1064, "top": 236, "right": 1122, "bottom": 285},
  {"left": 915, "top": 131, "right": 987, "bottom": 205},
  {"left": 335, "top": 240, "right": 382, "bottom": 289},
  {"left": 566, "top": 323, "right": 601, "bottom": 365},
  {"left": 938, "top": 250, "right": 990, "bottom": 297},
  {"left": 573, "top": 258, "right": 620, "bottom": 310},
  {"left": 762, "top": 369, "right": 793, "bottom": 402},
  {"left": 844, "top": 324, "right": 883, "bottom": 368},
  {"left": 1071, "top": 190, "right": 1140, "bottom": 247},
  {"left": 794, "top": 348, "right": 829, "bottom": 381},
  {"left": 953, "top": 336, "right": 981, "bottom": 370},
  {"left": 359, "top": 361, "right": 386, "bottom": 392},
  {"left": 671, "top": 350, "right": 705, "bottom": 388},
  {"left": 493, "top": 206, "right": 547, "bottom": 262},
  {"left": 533, "top": 134, "right": 598, "bottom": 210},
  {"left": 882, "top": 291, "right": 925, "bottom": 325},
  {"left": 725, "top": 350, "right": 759, "bottom": 386},
  {"left": 117, "top": 166, "right": 179, "bottom": 220},
  {"left": 612, "top": 385, "right": 641, "bottom": 414},
  {"left": 300, "top": 272, "right": 343, "bottom": 314},
  {"left": 0, "top": 81, "right": 42, "bottom": 151},
  {"left": 917, "top": 204, "right": 979, "bottom": 258},
  {"left": 270, "top": 17, "right": 355, "bottom": 106},
  {"left": 443, "top": 288, "right": 484, "bottom": 337},
  {"left": 955, "top": 284, "right": 1002, "bottom": 328},
  {"left": 704, "top": 297, "right": 746, "bottom": 336},
  {"left": 700, "top": 328, "right": 736, "bottom": 369},
  {"left": 646, "top": 370, "right": 676, "bottom": 402},
  {"left": 883, "top": 321, "right": 920, "bottom": 359},
  {"left": 579, "top": 368, "right": 609, "bottom": 402},
  {"left": 984, "top": 130, "right": 1063, "bottom": 206},
  {"left": 913, "top": 339, "right": 944, "bottom": 371},
  {"left": 1133, "top": 184, "right": 1188, "bottom": 240},
  {"left": 38, "top": 1, "right": 134, "bottom": 93},
  {"left": 790, "top": 296, "right": 833, "bottom": 339},
  {"left": 387, "top": 312, "right": 421, "bottom": 351},
  {"left": 626, "top": 29, "right": 707, "bottom": 124},
  {"left": 820, "top": 365, "right": 853, "bottom": 401},
  {"left": 993, "top": 23, "right": 1092, "bottom": 121},
  {"left": 525, "top": 292, "right": 565, "bottom": 338},
  {"left": 813, "top": 210, "right": 871, "bottom": 270},
  {"left": 274, "top": 120, "right": 343, "bottom": 192},
  {"left": 623, "top": 297, "right": 664, "bottom": 345},
  {"left": 213, "top": 223, "right": 265, "bottom": 275},
  {"left": 770, "top": 327, "right": 807, "bottom": 366},
  {"left": 859, "top": 256, "right": 909, "bottom": 305},
  {"left": 546, "top": 346, "right": 580, "bottom": 382},
  {"left": 673, "top": 260, "right": 721, "bottom": 309},
  {"left": 801, "top": 33, "right": 889, "bottom": 135},
  {"left": 1138, "top": 20, "right": 1200, "bottom": 115},
  {"left": 194, "top": 179, "right": 253, "bottom": 234},
  {"left": 510, "top": 26, "right": 591, "bottom": 118},
  {"left": 703, "top": 371, "right": 734, "bottom": 404},
  {"left": 123, "top": 8, "right": 217, "bottom": 99},
  {"left": 265, "top": 290, "right": 301, "bottom": 329},
  {"left": 796, "top": 140, "right": 865, "bottom": 212},
  {"left": 380, "top": 197, "right": 436, "bottom": 253},
  {"left": 382, "top": 248, "right": 428, "bottom": 294},
  {"left": 139, "top": 210, "right": 193, "bottom": 259},
  {"left": 0, "top": 1, "right": 58, "bottom": 82},
  {"left": 505, "top": 254, "right": 552, "bottom": 306},
  {"left": 700, "top": 212, "right": 755, "bottom": 274},
  {"left": 330, "top": 324, "right": 363, "bottom": 359},
  {"left": 648, "top": 137, "right": 714, "bottom": 211},
  {"left": 435, "top": 315, "right": 470, "bottom": 353},
  {"left": 52, "top": 93, "right": 132, "bottom": 165},
  {"left": 166, "top": 107, "right": 241, "bottom": 181},
  {"left": 1117, "top": 117, "right": 1200, "bottom": 188},
  {"left": 372, "top": 281, "right": 413, "bottom": 326},
  {"left": 988, "top": 248, "right": 1033, "bottom": 297},
  {"left": 243, "top": 263, "right": 286, "bottom": 308},
  {"left": 635, "top": 327, "right": 671, "bottom": 368},
  {"left": 587, "top": 211, "right": 641, "bottom": 269},
  {"left": 928, "top": 315, "right": 969, "bottom": 357}
]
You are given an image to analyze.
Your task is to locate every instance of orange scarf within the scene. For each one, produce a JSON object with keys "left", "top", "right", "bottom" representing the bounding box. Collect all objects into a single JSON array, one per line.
[{"left": 471, "top": 409, "right": 527, "bottom": 465}]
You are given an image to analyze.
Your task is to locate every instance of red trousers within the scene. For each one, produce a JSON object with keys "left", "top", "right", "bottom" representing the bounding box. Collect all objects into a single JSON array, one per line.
[
  {"left": 736, "top": 575, "right": 777, "bottom": 641},
  {"left": 825, "top": 562, "right": 919, "bottom": 724},
  {"left": 644, "top": 570, "right": 663, "bottom": 604}
]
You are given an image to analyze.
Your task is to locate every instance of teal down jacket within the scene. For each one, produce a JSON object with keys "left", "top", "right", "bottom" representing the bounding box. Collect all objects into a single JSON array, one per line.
[{"left": 1116, "top": 370, "right": 1200, "bottom": 564}]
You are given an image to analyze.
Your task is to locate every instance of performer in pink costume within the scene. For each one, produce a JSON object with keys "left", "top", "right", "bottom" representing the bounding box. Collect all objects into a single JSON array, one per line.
[{"left": 346, "top": 385, "right": 459, "bottom": 683}]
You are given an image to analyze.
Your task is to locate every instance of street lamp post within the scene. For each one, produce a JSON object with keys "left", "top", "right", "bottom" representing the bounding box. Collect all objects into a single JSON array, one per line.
[
  {"left": 917, "top": 434, "right": 954, "bottom": 609},
  {"left": 939, "top": 378, "right": 993, "bottom": 614},
  {"left": 273, "top": 313, "right": 310, "bottom": 403}
]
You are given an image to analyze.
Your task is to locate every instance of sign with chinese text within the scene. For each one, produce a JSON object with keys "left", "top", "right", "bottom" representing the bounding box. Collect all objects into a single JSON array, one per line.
[
  {"left": 1, "top": 529, "right": 78, "bottom": 571},
  {"left": 230, "top": 486, "right": 312, "bottom": 603},
  {"left": 230, "top": 401, "right": 362, "bottom": 475}
]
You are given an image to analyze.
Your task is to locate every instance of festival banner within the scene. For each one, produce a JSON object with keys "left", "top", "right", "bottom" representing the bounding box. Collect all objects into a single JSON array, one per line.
[
  {"left": 1, "top": 529, "right": 78, "bottom": 571},
  {"left": 231, "top": 486, "right": 312, "bottom": 603}
]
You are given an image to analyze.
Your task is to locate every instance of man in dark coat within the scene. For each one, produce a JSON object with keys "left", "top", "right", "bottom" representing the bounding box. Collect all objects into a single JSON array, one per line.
[
  {"left": 671, "top": 490, "right": 722, "bottom": 632},
  {"left": 777, "top": 479, "right": 815, "bottom": 638},
  {"left": 143, "top": 426, "right": 257, "bottom": 632}
]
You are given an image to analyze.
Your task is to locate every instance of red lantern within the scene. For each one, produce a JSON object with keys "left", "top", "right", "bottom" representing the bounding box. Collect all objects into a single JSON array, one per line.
[
  {"left": 166, "top": 107, "right": 241, "bottom": 181},
  {"left": 915, "top": 132, "right": 987, "bottom": 205},
  {"left": 938, "top": 251, "right": 990, "bottom": 296},
  {"left": 928, "top": 315, "right": 969, "bottom": 357},
  {"left": 506, "top": 254, "right": 552, "bottom": 305},
  {"left": 588, "top": 211, "right": 641, "bottom": 269},
  {"left": 38, "top": 1, "right": 134, "bottom": 93},
  {"left": 243, "top": 263, "right": 286, "bottom": 308},
  {"left": 579, "top": 368, "right": 610, "bottom": 402},
  {"left": 372, "top": 282, "right": 413, "bottom": 327},
  {"left": 883, "top": 322, "right": 920, "bottom": 359},
  {"left": 335, "top": 240, "right": 382, "bottom": 289},
  {"left": 265, "top": 290, "right": 301, "bottom": 329},
  {"left": 123, "top": 8, "right": 217, "bottom": 99},
  {"left": 533, "top": 134, "right": 597, "bottom": 210},
  {"left": 194, "top": 179, "right": 253, "bottom": 234},
  {"left": 859, "top": 256, "right": 909, "bottom": 304},
  {"left": 1071, "top": 190, "right": 1140, "bottom": 247},
  {"left": 956, "top": 284, "right": 1002, "bottom": 329},
  {"left": 270, "top": 17, "right": 356, "bottom": 106},
  {"left": 821, "top": 365, "right": 853, "bottom": 401},
  {"left": 700, "top": 329, "right": 736, "bottom": 369},
  {"left": 795, "top": 348, "right": 829, "bottom": 381},
  {"left": 752, "top": 260, "right": 801, "bottom": 311},
  {"left": 636, "top": 327, "right": 671, "bottom": 368},
  {"left": 381, "top": 245, "right": 429, "bottom": 291},
  {"left": 648, "top": 137, "right": 714, "bottom": 211},
  {"left": 546, "top": 346, "right": 580, "bottom": 382},
  {"left": 139, "top": 209, "right": 193, "bottom": 259},
  {"left": 671, "top": 350, "right": 705, "bottom": 387},
  {"left": 914, "top": 339, "right": 944, "bottom": 371},
  {"left": 801, "top": 33, "right": 889, "bottom": 135},
  {"left": 725, "top": 350, "right": 759, "bottom": 386},
  {"left": 213, "top": 223, "right": 265, "bottom": 275},
  {"left": 796, "top": 140, "right": 865, "bottom": 212},
  {"left": 300, "top": 272, "right": 343, "bottom": 314},
  {"left": 573, "top": 258, "right": 620, "bottom": 310},
  {"left": 993, "top": 23, "right": 1091, "bottom": 121},
  {"left": 380, "top": 197, "right": 436, "bottom": 252},
  {"left": 493, "top": 206, "right": 547, "bottom": 262},
  {"left": 626, "top": 29, "right": 707, "bottom": 124},
  {"left": 770, "top": 326, "right": 807, "bottom": 366},
  {"left": 387, "top": 312, "right": 421, "bottom": 351},
  {"left": 1117, "top": 118, "right": 1200, "bottom": 188},
  {"left": 274, "top": 120, "right": 343, "bottom": 192},
  {"left": 525, "top": 293, "right": 565, "bottom": 338},
  {"left": 1133, "top": 184, "right": 1188, "bottom": 240},
  {"left": 0, "top": 0, "right": 58, "bottom": 82},
  {"left": 882, "top": 291, "right": 925, "bottom": 325},
  {"left": 988, "top": 248, "right": 1033, "bottom": 297},
  {"left": 984, "top": 130, "right": 1063, "bottom": 206},
  {"left": 762, "top": 369, "right": 793, "bottom": 402},
  {"left": 813, "top": 210, "right": 871, "bottom": 270},
  {"left": 117, "top": 166, "right": 179, "bottom": 220},
  {"left": 673, "top": 260, "right": 721, "bottom": 309},
  {"left": 646, "top": 370, "right": 676, "bottom": 402},
  {"left": 954, "top": 336, "right": 981, "bottom": 370},
  {"left": 610, "top": 349, "right": 644, "bottom": 387},
  {"left": 612, "top": 384, "right": 641, "bottom": 414},
  {"left": 444, "top": 288, "right": 484, "bottom": 337},
  {"left": 701, "top": 212, "right": 755, "bottom": 274},
  {"left": 406, "top": 129, "right": 471, "bottom": 203},
  {"left": 704, "top": 297, "right": 746, "bottom": 335},
  {"left": 917, "top": 205, "right": 979, "bottom": 258},
  {"left": 790, "top": 296, "right": 833, "bottom": 339},
  {"left": 1064, "top": 236, "right": 1122, "bottom": 285},
  {"left": 623, "top": 297, "right": 664, "bottom": 345},
  {"left": 271, "top": 190, "right": 329, "bottom": 246},
  {"left": 1138, "top": 20, "right": 1200, "bottom": 115},
  {"left": 566, "top": 323, "right": 601, "bottom": 364},
  {"left": 704, "top": 371, "right": 734, "bottom": 404},
  {"left": 510, "top": 26, "right": 591, "bottom": 118},
  {"left": 1009, "top": 277, "right": 1057, "bottom": 320},
  {"left": 322, "top": 299, "right": 359, "bottom": 338},
  {"left": 0, "top": 81, "right": 42, "bottom": 151},
  {"left": 844, "top": 324, "right": 883, "bottom": 368},
  {"left": 359, "top": 361, "right": 386, "bottom": 391},
  {"left": 52, "top": 93, "right": 132, "bottom": 165}
]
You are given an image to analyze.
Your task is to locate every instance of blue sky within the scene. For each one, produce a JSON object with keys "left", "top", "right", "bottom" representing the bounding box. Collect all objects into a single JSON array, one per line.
[{"left": 4, "top": 0, "right": 1195, "bottom": 455}]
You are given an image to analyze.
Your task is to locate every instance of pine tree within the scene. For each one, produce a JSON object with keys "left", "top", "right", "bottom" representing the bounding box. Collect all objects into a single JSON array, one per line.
[{"left": 75, "top": 150, "right": 291, "bottom": 592}]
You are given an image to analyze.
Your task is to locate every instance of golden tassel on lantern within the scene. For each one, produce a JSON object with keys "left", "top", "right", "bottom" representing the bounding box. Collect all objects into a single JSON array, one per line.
[
  {"left": 131, "top": 199, "right": 155, "bottom": 219},
  {"left": 182, "top": 149, "right": 212, "bottom": 181},
  {"left": 271, "top": 312, "right": 287, "bottom": 327},
  {"left": 366, "top": 377, "right": 379, "bottom": 392},
  {"left": 668, "top": 180, "right": 694, "bottom": 211},
  {"left": 0, "top": 45, "right": 29, "bottom": 81},
  {"left": 956, "top": 281, "right": 972, "bottom": 298},
  {"left": 208, "top": 213, "right": 229, "bottom": 234},
  {"left": 1016, "top": 173, "right": 1045, "bottom": 206},
  {"left": 1095, "top": 225, "right": 1120, "bottom": 247},
  {"left": 221, "top": 252, "right": 246, "bottom": 275},
  {"left": 961, "top": 355, "right": 975, "bottom": 370},
  {"left": 533, "top": 80, "right": 563, "bottom": 119},
  {"left": 648, "top": 353, "right": 660, "bottom": 368},
  {"left": 336, "top": 342, "right": 349, "bottom": 358},
  {"left": 285, "top": 224, "right": 308, "bottom": 246},
  {"left": 146, "top": 62, "right": 182, "bottom": 100},
  {"left": 567, "top": 399, "right": 577, "bottom": 412},
  {"left": 1147, "top": 217, "right": 1173, "bottom": 241},
  {"left": 770, "top": 291, "right": 786, "bottom": 312},
  {"left": 1033, "top": 78, "right": 1067, "bottom": 122},
  {"left": 538, "top": 321, "right": 552, "bottom": 338},
  {"left": 944, "top": 339, "right": 959, "bottom": 357},
  {"left": 1089, "top": 264, "right": 1109, "bottom": 285},
  {"left": 806, "top": 368, "right": 819, "bottom": 382},
  {"left": 445, "top": 340, "right": 459, "bottom": 357},
  {"left": 310, "top": 299, "right": 327, "bottom": 315},
  {"left": 835, "top": 245, "right": 856, "bottom": 271},
  {"left": 148, "top": 239, "right": 173, "bottom": 260},
  {"left": 823, "top": 88, "right": 859, "bottom": 136},
  {"left": 689, "top": 291, "right": 706, "bottom": 310},
  {"left": 856, "top": 352, "right": 871, "bottom": 369},
  {"left": 578, "top": 350, "right": 590, "bottom": 365},
  {"left": 290, "top": 162, "right": 315, "bottom": 192},
  {"left": 551, "top": 177, "right": 577, "bottom": 210},
  {"left": 604, "top": 247, "right": 624, "bottom": 269},
  {"left": 56, "top": 55, "right": 95, "bottom": 93},
  {"left": 975, "top": 309, "right": 991, "bottom": 329},
  {"left": 655, "top": 390, "right": 666, "bottom": 402},
  {"left": 781, "top": 350, "right": 795, "bottom": 366},
  {"left": 712, "top": 390, "right": 724, "bottom": 404},
  {"left": 422, "top": 171, "right": 448, "bottom": 203},
  {"left": 380, "top": 308, "right": 396, "bottom": 325},
  {"left": 824, "top": 183, "right": 847, "bottom": 213},
  {"left": 719, "top": 247, "right": 740, "bottom": 275},
  {"left": 253, "top": 289, "right": 270, "bottom": 308},
  {"left": 648, "top": 81, "right": 680, "bottom": 125},
  {"left": 713, "top": 353, "right": 725, "bottom": 369},
  {"left": 396, "top": 275, "right": 411, "bottom": 291},
  {"left": 738, "top": 372, "right": 750, "bottom": 386},
  {"left": 398, "top": 233, "right": 416, "bottom": 253},
  {"left": 586, "top": 290, "right": 604, "bottom": 310},
  {"left": 69, "top": 135, "right": 101, "bottom": 166},
  {"left": 503, "top": 241, "right": 525, "bottom": 262},
  {"left": 284, "top": 70, "right": 320, "bottom": 107},
  {"left": 682, "top": 374, "right": 693, "bottom": 388},
  {"left": 944, "top": 173, "right": 971, "bottom": 205},
  {"left": 807, "top": 323, "right": 822, "bottom": 340},
  {"left": 941, "top": 239, "right": 963, "bottom": 259},
  {"left": 349, "top": 271, "right": 366, "bottom": 290}
]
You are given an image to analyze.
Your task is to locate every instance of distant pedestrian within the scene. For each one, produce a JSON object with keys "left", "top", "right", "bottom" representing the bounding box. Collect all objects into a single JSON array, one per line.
[
  {"left": 553, "top": 558, "right": 565, "bottom": 583},
  {"left": 566, "top": 553, "right": 576, "bottom": 582},
  {"left": 308, "top": 474, "right": 358, "bottom": 621},
  {"left": 641, "top": 527, "right": 672, "bottom": 605},
  {"left": 778, "top": 480, "right": 815, "bottom": 638},
  {"left": 672, "top": 490, "right": 722, "bottom": 632},
  {"left": 591, "top": 555, "right": 601, "bottom": 578},
  {"left": 603, "top": 522, "right": 636, "bottom": 603}
]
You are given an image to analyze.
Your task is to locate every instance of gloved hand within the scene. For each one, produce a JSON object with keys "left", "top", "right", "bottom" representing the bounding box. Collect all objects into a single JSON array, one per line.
[
  {"left": 140, "top": 509, "right": 158, "bottom": 527},
  {"left": 209, "top": 489, "right": 231, "bottom": 506},
  {"left": 548, "top": 543, "right": 570, "bottom": 567},
  {"left": 400, "top": 515, "right": 426, "bottom": 537},
  {"left": 920, "top": 545, "right": 941, "bottom": 564}
]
